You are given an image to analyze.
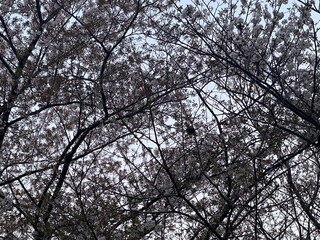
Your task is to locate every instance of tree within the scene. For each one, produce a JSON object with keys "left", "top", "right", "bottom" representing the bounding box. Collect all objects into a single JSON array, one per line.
[
  {"left": 147, "top": 0, "right": 320, "bottom": 238},
  {"left": 1, "top": 0, "right": 320, "bottom": 239}
]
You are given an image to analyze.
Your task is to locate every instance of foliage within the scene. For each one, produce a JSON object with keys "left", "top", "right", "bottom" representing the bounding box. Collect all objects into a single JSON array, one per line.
[{"left": 1, "top": 0, "right": 320, "bottom": 239}]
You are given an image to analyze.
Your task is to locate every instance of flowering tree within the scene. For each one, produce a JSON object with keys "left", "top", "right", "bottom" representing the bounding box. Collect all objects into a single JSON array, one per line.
[
  {"left": 145, "top": 0, "right": 320, "bottom": 238},
  {"left": 0, "top": 0, "right": 183, "bottom": 238},
  {"left": 1, "top": 0, "right": 320, "bottom": 239}
]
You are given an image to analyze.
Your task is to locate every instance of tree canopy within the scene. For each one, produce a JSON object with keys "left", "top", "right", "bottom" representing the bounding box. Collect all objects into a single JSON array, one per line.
[{"left": 1, "top": 0, "right": 320, "bottom": 239}]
